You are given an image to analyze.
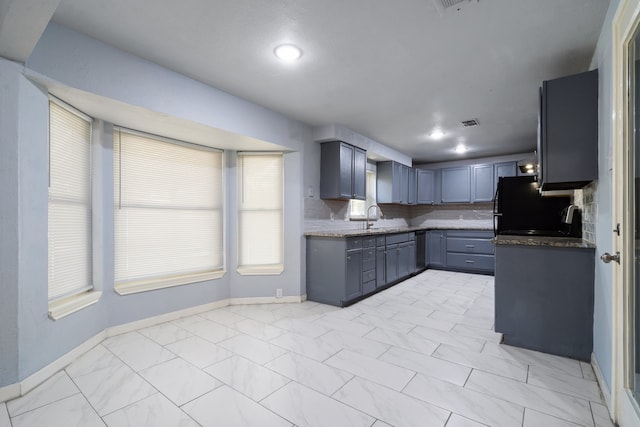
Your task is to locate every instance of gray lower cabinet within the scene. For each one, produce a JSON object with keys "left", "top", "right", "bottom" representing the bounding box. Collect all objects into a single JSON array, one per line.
[
  {"left": 427, "top": 231, "right": 445, "bottom": 267},
  {"left": 494, "top": 244, "right": 595, "bottom": 361},
  {"left": 385, "top": 243, "right": 399, "bottom": 283},
  {"left": 427, "top": 230, "right": 494, "bottom": 274},
  {"left": 345, "top": 248, "right": 362, "bottom": 301}
]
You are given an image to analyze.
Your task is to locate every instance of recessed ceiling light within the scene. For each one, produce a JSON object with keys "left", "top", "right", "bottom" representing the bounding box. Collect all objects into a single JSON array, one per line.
[
  {"left": 455, "top": 144, "right": 467, "bottom": 154},
  {"left": 274, "top": 44, "right": 303, "bottom": 62},
  {"left": 429, "top": 129, "right": 445, "bottom": 139}
]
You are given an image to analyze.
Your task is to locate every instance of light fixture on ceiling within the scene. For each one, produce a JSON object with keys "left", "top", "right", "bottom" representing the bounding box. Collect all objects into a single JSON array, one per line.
[
  {"left": 429, "top": 129, "right": 445, "bottom": 139},
  {"left": 274, "top": 44, "right": 303, "bottom": 62},
  {"left": 455, "top": 144, "right": 467, "bottom": 154}
]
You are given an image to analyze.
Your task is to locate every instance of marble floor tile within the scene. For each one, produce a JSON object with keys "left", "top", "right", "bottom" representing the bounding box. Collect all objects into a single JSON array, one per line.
[
  {"left": 413, "top": 299, "right": 468, "bottom": 315},
  {"left": 73, "top": 363, "right": 157, "bottom": 416},
  {"left": 527, "top": 365, "right": 603, "bottom": 402},
  {"left": 364, "top": 327, "right": 439, "bottom": 355},
  {"left": 449, "top": 323, "right": 503, "bottom": 344},
  {"left": 269, "top": 331, "right": 343, "bottom": 362},
  {"left": 137, "top": 322, "right": 193, "bottom": 346},
  {"left": 391, "top": 311, "right": 456, "bottom": 332},
  {"left": 261, "top": 382, "right": 375, "bottom": 427},
  {"left": 176, "top": 317, "right": 240, "bottom": 344},
  {"left": 523, "top": 408, "right": 583, "bottom": 427},
  {"left": 429, "top": 310, "right": 494, "bottom": 330},
  {"left": 65, "top": 344, "right": 122, "bottom": 379},
  {"left": 481, "top": 342, "right": 583, "bottom": 378},
  {"left": 102, "top": 393, "right": 198, "bottom": 427},
  {"left": 265, "top": 352, "right": 353, "bottom": 395},
  {"left": 237, "top": 306, "right": 288, "bottom": 324},
  {"left": 378, "top": 346, "right": 471, "bottom": 386},
  {"left": 352, "top": 313, "right": 415, "bottom": 334},
  {"left": 372, "top": 420, "right": 394, "bottom": 427},
  {"left": 0, "top": 403, "right": 8, "bottom": 427},
  {"left": 165, "top": 336, "right": 233, "bottom": 368},
  {"left": 204, "top": 355, "right": 290, "bottom": 401},
  {"left": 139, "top": 358, "right": 222, "bottom": 406},
  {"left": 10, "top": 394, "right": 104, "bottom": 427},
  {"left": 465, "top": 370, "right": 594, "bottom": 427},
  {"left": 102, "top": 332, "right": 176, "bottom": 372},
  {"left": 231, "top": 318, "right": 287, "bottom": 341},
  {"left": 403, "top": 373, "right": 525, "bottom": 427},
  {"left": 318, "top": 329, "right": 390, "bottom": 358},
  {"left": 272, "top": 318, "right": 332, "bottom": 338},
  {"left": 410, "top": 325, "right": 485, "bottom": 353},
  {"left": 348, "top": 302, "right": 400, "bottom": 319},
  {"left": 581, "top": 362, "right": 597, "bottom": 381},
  {"left": 218, "top": 333, "right": 289, "bottom": 365},
  {"left": 445, "top": 413, "right": 489, "bottom": 427},
  {"left": 433, "top": 344, "right": 528, "bottom": 382},
  {"left": 590, "top": 402, "right": 615, "bottom": 427},
  {"left": 324, "top": 349, "right": 415, "bottom": 391},
  {"left": 7, "top": 371, "right": 79, "bottom": 417},
  {"left": 199, "top": 309, "right": 246, "bottom": 325},
  {"left": 313, "top": 316, "right": 375, "bottom": 336},
  {"left": 182, "top": 386, "right": 291, "bottom": 427},
  {"left": 333, "top": 376, "right": 450, "bottom": 427}
]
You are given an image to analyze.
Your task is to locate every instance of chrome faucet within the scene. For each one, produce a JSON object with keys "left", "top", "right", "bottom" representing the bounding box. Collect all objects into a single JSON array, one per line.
[{"left": 366, "top": 204, "right": 382, "bottom": 229}]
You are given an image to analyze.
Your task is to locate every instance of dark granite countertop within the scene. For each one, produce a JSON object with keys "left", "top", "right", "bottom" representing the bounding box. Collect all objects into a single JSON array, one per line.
[
  {"left": 304, "top": 220, "right": 493, "bottom": 237},
  {"left": 492, "top": 235, "right": 596, "bottom": 249}
]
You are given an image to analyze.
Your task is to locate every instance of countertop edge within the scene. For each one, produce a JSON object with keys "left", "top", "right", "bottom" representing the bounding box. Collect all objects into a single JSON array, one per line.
[
  {"left": 304, "top": 225, "right": 493, "bottom": 237},
  {"left": 492, "top": 235, "right": 596, "bottom": 249}
]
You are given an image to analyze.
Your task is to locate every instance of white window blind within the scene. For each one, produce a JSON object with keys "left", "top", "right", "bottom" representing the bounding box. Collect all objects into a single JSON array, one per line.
[
  {"left": 48, "top": 100, "right": 93, "bottom": 301},
  {"left": 237, "top": 153, "right": 283, "bottom": 273},
  {"left": 113, "top": 129, "right": 224, "bottom": 292}
]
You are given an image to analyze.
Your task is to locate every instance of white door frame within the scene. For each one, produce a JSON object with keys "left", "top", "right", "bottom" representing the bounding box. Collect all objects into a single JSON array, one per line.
[{"left": 612, "top": 0, "right": 640, "bottom": 425}]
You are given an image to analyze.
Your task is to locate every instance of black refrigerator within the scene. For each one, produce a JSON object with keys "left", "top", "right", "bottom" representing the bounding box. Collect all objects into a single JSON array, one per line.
[{"left": 493, "top": 176, "right": 570, "bottom": 236}]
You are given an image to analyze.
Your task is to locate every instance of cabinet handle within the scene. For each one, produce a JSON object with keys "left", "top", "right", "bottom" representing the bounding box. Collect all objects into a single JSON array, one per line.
[
  {"left": 465, "top": 260, "right": 475, "bottom": 264},
  {"left": 347, "top": 256, "right": 351, "bottom": 260},
  {"left": 465, "top": 245, "right": 475, "bottom": 248}
]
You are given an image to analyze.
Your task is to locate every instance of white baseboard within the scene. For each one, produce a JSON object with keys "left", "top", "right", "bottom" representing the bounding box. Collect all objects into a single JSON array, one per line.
[
  {"left": 592, "top": 353, "right": 613, "bottom": 414},
  {"left": 1, "top": 294, "right": 306, "bottom": 403}
]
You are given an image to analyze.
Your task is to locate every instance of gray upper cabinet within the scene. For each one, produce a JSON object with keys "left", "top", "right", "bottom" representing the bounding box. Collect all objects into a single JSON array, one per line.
[
  {"left": 538, "top": 69, "right": 598, "bottom": 191},
  {"left": 416, "top": 169, "right": 435, "bottom": 204},
  {"left": 441, "top": 166, "right": 471, "bottom": 203},
  {"left": 495, "top": 162, "right": 517, "bottom": 183},
  {"left": 320, "top": 141, "right": 366, "bottom": 200},
  {"left": 471, "top": 164, "right": 494, "bottom": 203},
  {"left": 377, "top": 161, "right": 411, "bottom": 204},
  {"left": 408, "top": 167, "right": 417, "bottom": 205}
]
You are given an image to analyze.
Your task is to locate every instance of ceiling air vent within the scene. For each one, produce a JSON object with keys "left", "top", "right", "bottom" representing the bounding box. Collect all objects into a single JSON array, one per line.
[
  {"left": 461, "top": 118, "right": 480, "bottom": 127},
  {"left": 432, "top": 0, "right": 479, "bottom": 14},
  {"left": 439, "top": 0, "right": 468, "bottom": 8}
]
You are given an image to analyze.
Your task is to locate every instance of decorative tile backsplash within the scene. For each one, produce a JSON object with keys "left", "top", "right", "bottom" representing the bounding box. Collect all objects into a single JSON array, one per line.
[{"left": 574, "top": 182, "right": 596, "bottom": 244}]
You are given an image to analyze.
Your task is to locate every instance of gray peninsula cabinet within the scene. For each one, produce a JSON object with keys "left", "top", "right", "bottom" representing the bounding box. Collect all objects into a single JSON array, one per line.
[
  {"left": 538, "top": 69, "right": 598, "bottom": 190},
  {"left": 427, "top": 230, "right": 494, "bottom": 274},
  {"left": 320, "top": 141, "right": 366, "bottom": 200},
  {"left": 306, "top": 232, "right": 416, "bottom": 307},
  {"left": 494, "top": 238, "right": 595, "bottom": 361}
]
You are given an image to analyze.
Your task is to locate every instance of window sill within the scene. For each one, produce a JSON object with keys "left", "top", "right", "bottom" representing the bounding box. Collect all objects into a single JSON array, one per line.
[
  {"left": 115, "top": 270, "right": 226, "bottom": 295},
  {"left": 237, "top": 265, "right": 284, "bottom": 276},
  {"left": 48, "top": 291, "right": 102, "bottom": 320}
]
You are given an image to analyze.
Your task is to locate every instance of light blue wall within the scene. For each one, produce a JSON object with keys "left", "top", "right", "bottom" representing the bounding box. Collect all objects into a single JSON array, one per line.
[
  {"left": 0, "top": 21, "right": 313, "bottom": 387},
  {"left": 590, "top": 0, "right": 619, "bottom": 392}
]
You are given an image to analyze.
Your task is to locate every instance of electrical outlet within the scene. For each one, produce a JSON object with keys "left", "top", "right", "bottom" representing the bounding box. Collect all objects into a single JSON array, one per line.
[{"left": 276, "top": 288, "right": 283, "bottom": 298}]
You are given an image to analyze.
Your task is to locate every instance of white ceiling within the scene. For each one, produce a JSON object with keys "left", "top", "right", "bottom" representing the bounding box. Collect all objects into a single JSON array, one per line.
[{"left": 48, "top": 0, "right": 610, "bottom": 163}]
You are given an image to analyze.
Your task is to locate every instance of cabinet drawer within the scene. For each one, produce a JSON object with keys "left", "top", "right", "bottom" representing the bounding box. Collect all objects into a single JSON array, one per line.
[
  {"left": 446, "top": 253, "right": 494, "bottom": 271},
  {"left": 363, "top": 237, "right": 376, "bottom": 248},
  {"left": 386, "top": 233, "right": 409, "bottom": 245},
  {"left": 446, "top": 237, "right": 494, "bottom": 255},
  {"left": 362, "top": 280, "right": 376, "bottom": 295},
  {"left": 347, "top": 238, "right": 363, "bottom": 250},
  {"left": 362, "top": 269, "right": 376, "bottom": 283},
  {"left": 363, "top": 258, "right": 375, "bottom": 271},
  {"left": 376, "top": 236, "right": 386, "bottom": 247},
  {"left": 362, "top": 247, "right": 376, "bottom": 261}
]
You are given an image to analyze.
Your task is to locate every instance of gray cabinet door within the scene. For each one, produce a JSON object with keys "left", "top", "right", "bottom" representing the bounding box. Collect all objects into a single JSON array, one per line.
[
  {"left": 494, "top": 162, "right": 517, "bottom": 183},
  {"left": 376, "top": 246, "right": 386, "bottom": 288},
  {"left": 352, "top": 147, "right": 367, "bottom": 200},
  {"left": 338, "top": 143, "right": 354, "bottom": 199},
  {"left": 377, "top": 161, "right": 411, "bottom": 204},
  {"left": 345, "top": 249, "right": 362, "bottom": 301},
  {"left": 427, "top": 231, "right": 445, "bottom": 267},
  {"left": 408, "top": 167, "right": 417, "bottom": 205},
  {"left": 385, "top": 243, "right": 399, "bottom": 283},
  {"left": 398, "top": 242, "right": 411, "bottom": 278},
  {"left": 392, "top": 162, "right": 402, "bottom": 203},
  {"left": 472, "top": 164, "right": 494, "bottom": 203},
  {"left": 416, "top": 169, "right": 435, "bottom": 204},
  {"left": 441, "top": 166, "right": 471, "bottom": 203},
  {"left": 400, "top": 164, "right": 410, "bottom": 204}
]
